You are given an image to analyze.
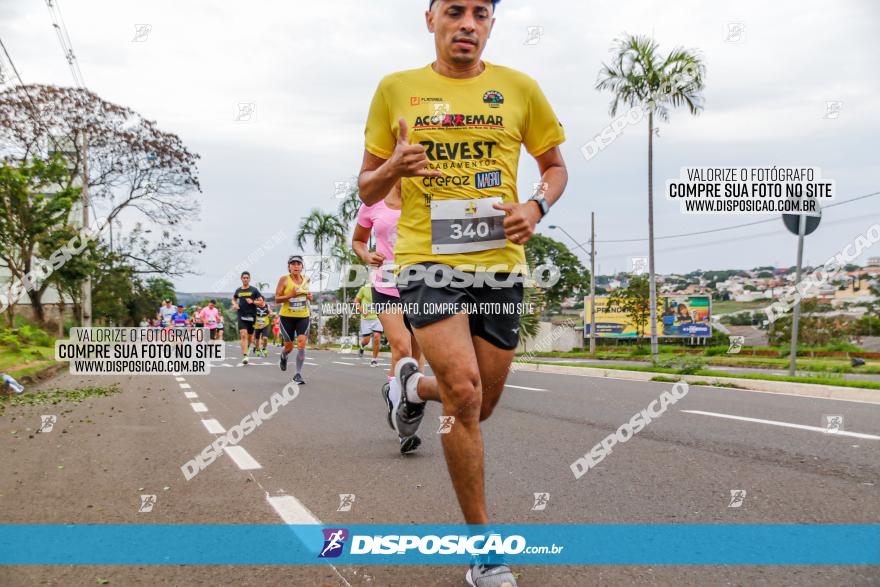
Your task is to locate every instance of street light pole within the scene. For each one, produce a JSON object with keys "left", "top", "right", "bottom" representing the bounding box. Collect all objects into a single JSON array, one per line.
[
  {"left": 548, "top": 222, "right": 596, "bottom": 355},
  {"left": 590, "top": 212, "right": 596, "bottom": 355}
]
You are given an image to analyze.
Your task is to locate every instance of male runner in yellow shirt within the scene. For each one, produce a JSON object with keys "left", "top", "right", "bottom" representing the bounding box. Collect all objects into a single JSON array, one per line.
[{"left": 358, "top": 1, "right": 568, "bottom": 585}]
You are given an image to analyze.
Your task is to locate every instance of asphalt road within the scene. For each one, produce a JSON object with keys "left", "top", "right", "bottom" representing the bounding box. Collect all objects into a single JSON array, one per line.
[{"left": 1, "top": 344, "right": 878, "bottom": 586}]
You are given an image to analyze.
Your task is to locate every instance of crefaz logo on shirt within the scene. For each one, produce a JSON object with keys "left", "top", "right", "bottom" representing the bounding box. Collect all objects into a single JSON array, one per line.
[
  {"left": 413, "top": 114, "right": 504, "bottom": 128},
  {"left": 419, "top": 140, "right": 497, "bottom": 161},
  {"left": 420, "top": 169, "right": 502, "bottom": 189}
]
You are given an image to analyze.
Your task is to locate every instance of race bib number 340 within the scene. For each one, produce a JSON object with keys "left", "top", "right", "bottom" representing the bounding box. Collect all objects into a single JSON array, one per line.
[{"left": 430, "top": 197, "right": 506, "bottom": 255}]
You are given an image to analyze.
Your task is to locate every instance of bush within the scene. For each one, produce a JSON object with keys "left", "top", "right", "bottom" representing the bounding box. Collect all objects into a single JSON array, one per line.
[
  {"left": 0, "top": 333, "right": 21, "bottom": 352},
  {"left": 651, "top": 354, "right": 706, "bottom": 374},
  {"left": 631, "top": 346, "right": 651, "bottom": 356},
  {"left": 16, "top": 324, "right": 52, "bottom": 347}
]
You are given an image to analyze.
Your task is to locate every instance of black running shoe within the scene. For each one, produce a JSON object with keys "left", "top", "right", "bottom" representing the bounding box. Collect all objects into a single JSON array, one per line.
[
  {"left": 394, "top": 357, "right": 425, "bottom": 438},
  {"left": 399, "top": 435, "right": 421, "bottom": 454},
  {"left": 380, "top": 382, "right": 394, "bottom": 431},
  {"left": 279, "top": 351, "right": 288, "bottom": 371},
  {"left": 292, "top": 373, "right": 305, "bottom": 385}
]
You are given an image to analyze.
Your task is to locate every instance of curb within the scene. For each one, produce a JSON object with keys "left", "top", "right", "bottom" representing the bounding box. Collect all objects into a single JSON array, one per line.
[{"left": 513, "top": 362, "right": 880, "bottom": 404}]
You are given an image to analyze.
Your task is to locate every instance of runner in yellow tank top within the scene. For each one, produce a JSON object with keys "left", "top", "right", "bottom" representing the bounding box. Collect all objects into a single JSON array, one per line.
[{"left": 275, "top": 255, "right": 313, "bottom": 384}]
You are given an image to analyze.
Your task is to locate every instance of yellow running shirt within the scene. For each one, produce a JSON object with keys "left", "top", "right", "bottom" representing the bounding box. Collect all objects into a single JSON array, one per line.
[
  {"left": 364, "top": 62, "right": 565, "bottom": 273},
  {"left": 279, "top": 275, "right": 310, "bottom": 318}
]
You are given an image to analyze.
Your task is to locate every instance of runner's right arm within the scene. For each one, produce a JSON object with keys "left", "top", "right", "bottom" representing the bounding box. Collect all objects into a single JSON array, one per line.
[
  {"left": 275, "top": 276, "right": 294, "bottom": 303},
  {"left": 351, "top": 223, "right": 385, "bottom": 267},
  {"left": 358, "top": 118, "right": 441, "bottom": 206}
]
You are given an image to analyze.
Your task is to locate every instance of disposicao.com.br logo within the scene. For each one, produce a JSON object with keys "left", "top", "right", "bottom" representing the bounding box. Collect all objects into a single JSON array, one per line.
[{"left": 318, "top": 528, "right": 563, "bottom": 558}]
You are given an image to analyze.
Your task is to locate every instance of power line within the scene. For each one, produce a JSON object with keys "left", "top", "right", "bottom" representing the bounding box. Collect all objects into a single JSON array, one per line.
[
  {"left": 587, "top": 190, "right": 880, "bottom": 245},
  {"left": 44, "top": 0, "right": 85, "bottom": 88},
  {"left": 0, "top": 35, "right": 62, "bottom": 152}
]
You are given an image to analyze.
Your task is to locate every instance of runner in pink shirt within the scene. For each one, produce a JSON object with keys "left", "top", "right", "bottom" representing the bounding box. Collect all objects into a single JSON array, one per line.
[
  {"left": 352, "top": 182, "right": 437, "bottom": 454},
  {"left": 199, "top": 300, "right": 222, "bottom": 340}
]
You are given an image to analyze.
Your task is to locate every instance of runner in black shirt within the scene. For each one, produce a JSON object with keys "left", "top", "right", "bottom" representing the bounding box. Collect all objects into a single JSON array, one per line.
[{"left": 232, "top": 271, "right": 262, "bottom": 365}]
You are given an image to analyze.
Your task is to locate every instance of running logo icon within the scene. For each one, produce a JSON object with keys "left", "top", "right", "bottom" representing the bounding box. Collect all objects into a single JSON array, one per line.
[
  {"left": 437, "top": 415, "right": 456, "bottom": 434},
  {"left": 631, "top": 257, "right": 648, "bottom": 276},
  {"left": 728, "top": 489, "right": 746, "bottom": 508},
  {"left": 727, "top": 336, "right": 745, "bottom": 354},
  {"left": 138, "top": 494, "right": 157, "bottom": 513},
  {"left": 524, "top": 26, "right": 544, "bottom": 46},
  {"left": 319, "top": 528, "right": 349, "bottom": 558},
  {"left": 337, "top": 494, "right": 355, "bottom": 512},
  {"left": 823, "top": 415, "right": 844, "bottom": 434},
  {"left": 531, "top": 492, "right": 550, "bottom": 511},
  {"left": 39, "top": 415, "right": 57, "bottom": 433}
]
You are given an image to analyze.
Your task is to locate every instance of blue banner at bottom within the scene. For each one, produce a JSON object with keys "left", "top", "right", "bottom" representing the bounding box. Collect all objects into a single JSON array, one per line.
[{"left": 0, "top": 524, "right": 877, "bottom": 565}]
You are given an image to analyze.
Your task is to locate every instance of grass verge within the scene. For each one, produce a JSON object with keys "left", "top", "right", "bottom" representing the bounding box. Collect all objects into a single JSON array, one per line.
[
  {"left": 0, "top": 384, "right": 120, "bottom": 416},
  {"left": 521, "top": 360, "right": 880, "bottom": 391}
]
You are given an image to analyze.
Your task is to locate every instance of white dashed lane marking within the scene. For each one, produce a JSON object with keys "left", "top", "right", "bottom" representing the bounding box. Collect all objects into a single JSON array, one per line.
[
  {"left": 266, "top": 494, "right": 321, "bottom": 524},
  {"left": 179, "top": 383, "right": 191, "bottom": 389},
  {"left": 201, "top": 419, "right": 225, "bottom": 434},
  {"left": 184, "top": 391, "right": 198, "bottom": 399},
  {"left": 223, "top": 445, "right": 261, "bottom": 470},
  {"left": 174, "top": 377, "right": 186, "bottom": 382},
  {"left": 190, "top": 402, "right": 208, "bottom": 413},
  {"left": 505, "top": 384, "right": 549, "bottom": 392},
  {"left": 682, "top": 410, "right": 880, "bottom": 440}
]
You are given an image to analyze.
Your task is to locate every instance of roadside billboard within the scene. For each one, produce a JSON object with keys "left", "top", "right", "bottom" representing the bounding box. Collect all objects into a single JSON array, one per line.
[{"left": 584, "top": 295, "right": 712, "bottom": 338}]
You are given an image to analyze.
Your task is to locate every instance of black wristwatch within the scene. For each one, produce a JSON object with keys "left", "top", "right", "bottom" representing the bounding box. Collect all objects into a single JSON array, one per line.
[{"left": 528, "top": 195, "right": 550, "bottom": 222}]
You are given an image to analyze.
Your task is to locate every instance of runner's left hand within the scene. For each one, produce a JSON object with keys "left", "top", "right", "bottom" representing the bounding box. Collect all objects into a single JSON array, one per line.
[{"left": 493, "top": 201, "right": 541, "bottom": 245}]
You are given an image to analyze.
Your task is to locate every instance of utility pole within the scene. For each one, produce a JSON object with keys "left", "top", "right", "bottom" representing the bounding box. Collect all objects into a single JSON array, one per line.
[
  {"left": 788, "top": 214, "right": 806, "bottom": 376},
  {"left": 80, "top": 130, "right": 91, "bottom": 327},
  {"left": 589, "top": 212, "right": 596, "bottom": 355}
]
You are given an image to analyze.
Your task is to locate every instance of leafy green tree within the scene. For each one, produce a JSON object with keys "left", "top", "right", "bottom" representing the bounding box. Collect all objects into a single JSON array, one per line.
[
  {"left": 519, "top": 247, "right": 546, "bottom": 343},
  {"left": 597, "top": 34, "right": 706, "bottom": 354},
  {"left": 608, "top": 274, "right": 659, "bottom": 337},
  {"left": 0, "top": 155, "right": 79, "bottom": 324},
  {"left": 525, "top": 234, "right": 590, "bottom": 311}
]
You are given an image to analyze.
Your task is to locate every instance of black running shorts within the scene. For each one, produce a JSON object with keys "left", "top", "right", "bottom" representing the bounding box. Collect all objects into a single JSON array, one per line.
[
  {"left": 279, "top": 316, "right": 310, "bottom": 341},
  {"left": 237, "top": 317, "right": 255, "bottom": 334},
  {"left": 253, "top": 326, "right": 270, "bottom": 340},
  {"left": 372, "top": 288, "right": 412, "bottom": 333},
  {"left": 397, "top": 263, "right": 524, "bottom": 350}
]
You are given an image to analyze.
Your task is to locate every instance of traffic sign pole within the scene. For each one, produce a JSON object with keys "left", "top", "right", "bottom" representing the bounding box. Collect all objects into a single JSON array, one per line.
[{"left": 788, "top": 214, "right": 807, "bottom": 376}]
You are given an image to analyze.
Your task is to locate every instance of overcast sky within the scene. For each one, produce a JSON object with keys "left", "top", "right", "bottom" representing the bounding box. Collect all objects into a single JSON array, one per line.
[{"left": 2, "top": 0, "right": 878, "bottom": 292}]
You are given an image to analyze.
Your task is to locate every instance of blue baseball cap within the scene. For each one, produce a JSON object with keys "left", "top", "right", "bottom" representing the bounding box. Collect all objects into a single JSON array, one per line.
[{"left": 429, "top": 0, "right": 500, "bottom": 8}]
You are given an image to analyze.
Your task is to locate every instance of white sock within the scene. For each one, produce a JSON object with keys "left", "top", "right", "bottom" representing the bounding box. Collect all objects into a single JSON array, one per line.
[
  {"left": 405, "top": 372, "right": 425, "bottom": 404},
  {"left": 388, "top": 377, "right": 401, "bottom": 407}
]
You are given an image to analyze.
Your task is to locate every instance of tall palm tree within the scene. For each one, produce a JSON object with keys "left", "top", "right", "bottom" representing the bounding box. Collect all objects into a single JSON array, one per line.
[
  {"left": 597, "top": 34, "right": 705, "bottom": 355},
  {"left": 296, "top": 209, "right": 345, "bottom": 342},
  {"left": 337, "top": 179, "right": 362, "bottom": 226},
  {"left": 330, "top": 238, "right": 361, "bottom": 342}
]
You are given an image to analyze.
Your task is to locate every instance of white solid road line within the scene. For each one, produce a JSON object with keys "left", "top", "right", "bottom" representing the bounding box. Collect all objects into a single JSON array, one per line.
[
  {"left": 184, "top": 391, "right": 198, "bottom": 399},
  {"left": 179, "top": 383, "right": 191, "bottom": 389},
  {"left": 266, "top": 494, "right": 321, "bottom": 524},
  {"left": 190, "top": 402, "right": 208, "bottom": 413},
  {"left": 201, "top": 419, "right": 225, "bottom": 434},
  {"left": 682, "top": 410, "right": 880, "bottom": 440},
  {"left": 304, "top": 362, "right": 319, "bottom": 366},
  {"left": 505, "top": 384, "right": 549, "bottom": 392},
  {"left": 333, "top": 361, "right": 355, "bottom": 366},
  {"left": 223, "top": 445, "right": 261, "bottom": 470}
]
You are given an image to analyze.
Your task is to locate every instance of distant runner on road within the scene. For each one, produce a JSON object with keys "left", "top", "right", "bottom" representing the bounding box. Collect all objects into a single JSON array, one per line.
[
  {"left": 232, "top": 271, "right": 261, "bottom": 365},
  {"left": 275, "top": 255, "right": 312, "bottom": 385}
]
